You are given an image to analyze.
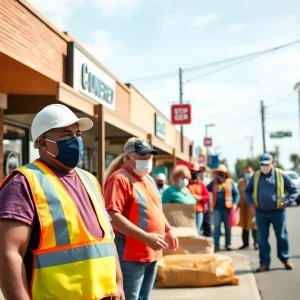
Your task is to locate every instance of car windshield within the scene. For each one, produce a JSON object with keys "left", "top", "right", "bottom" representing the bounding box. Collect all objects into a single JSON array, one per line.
[{"left": 287, "top": 173, "right": 298, "bottom": 180}]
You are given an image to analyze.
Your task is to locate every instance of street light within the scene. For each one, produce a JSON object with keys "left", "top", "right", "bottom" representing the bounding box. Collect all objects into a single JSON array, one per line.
[
  {"left": 205, "top": 124, "right": 215, "bottom": 158},
  {"left": 294, "top": 82, "right": 300, "bottom": 152},
  {"left": 246, "top": 136, "right": 254, "bottom": 158}
]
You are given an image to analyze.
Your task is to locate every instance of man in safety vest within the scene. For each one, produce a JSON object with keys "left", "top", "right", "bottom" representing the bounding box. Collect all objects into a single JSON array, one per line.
[
  {"left": 244, "top": 153, "right": 298, "bottom": 273},
  {"left": 0, "top": 104, "right": 124, "bottom": 300},
  {"left": 104, "top": 137, "right": 179, "bottom": 300}
]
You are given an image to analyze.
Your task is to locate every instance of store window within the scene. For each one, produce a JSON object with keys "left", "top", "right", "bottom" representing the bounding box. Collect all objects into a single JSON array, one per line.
[
  {"left": 3, "top": 124, "right": 29, "bottom": 177},
  {"left": 78, "top": 147, "right": 91, "bottom": 171},
  {"left": 105, "top": 152, "right": 118, "bottom": 169}
]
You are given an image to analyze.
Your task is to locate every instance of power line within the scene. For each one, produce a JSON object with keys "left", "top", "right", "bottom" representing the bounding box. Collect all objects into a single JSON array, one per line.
[{"left": 127, "top": 37, "right": 300, "bottom": 83}]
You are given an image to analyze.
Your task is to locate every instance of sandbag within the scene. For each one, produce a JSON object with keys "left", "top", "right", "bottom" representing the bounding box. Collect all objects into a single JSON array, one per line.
[
  {"left": 163, "top": 204, "right": 196, "bottom": 229},
  {"left": 156, "top": 254, "right": 239, "bottom": 288},
  {"left": 163, "top": 236, "right": 214, "bottom": 256}
]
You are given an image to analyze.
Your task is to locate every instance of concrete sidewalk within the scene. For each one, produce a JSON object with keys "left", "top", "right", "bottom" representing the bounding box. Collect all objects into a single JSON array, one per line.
[{"left": 151, "top": 227, "right": 261, "bottom": 300}]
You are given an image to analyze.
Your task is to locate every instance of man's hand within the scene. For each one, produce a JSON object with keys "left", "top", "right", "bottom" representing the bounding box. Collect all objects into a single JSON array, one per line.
[
  {"left": 114, "top": 283, "right": 125, "bottom": 300},
  {"left": 279, "top": 202, "right": 286, "bottom": 210},
  {"left": 142, "top": 233, "right": 168, "bottom": 251},
  {"left": 166, "top": 229, "right": 179, "bottom": 251}
]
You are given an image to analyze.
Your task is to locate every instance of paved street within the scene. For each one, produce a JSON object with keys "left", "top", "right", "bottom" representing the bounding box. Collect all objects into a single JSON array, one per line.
[{"left": 243, "top": 205, "right": 300, "bottom": 300}]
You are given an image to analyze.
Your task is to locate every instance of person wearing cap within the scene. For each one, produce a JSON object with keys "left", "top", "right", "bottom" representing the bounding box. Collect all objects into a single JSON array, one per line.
[
  {"left": 0, "top": 104, "right": 124, "bottom": 300},
  {"left": 244, "top": 153, "right": 298, "bottom": 272},
  {"left": 104, "top": 137, "right": 178, "bottom": 300},
  {"left": 156, "top": 173, "right": 169, "bottom": 196},
  {"left": 237, "top": 165, "right": 258, "bottom": 250},
  {"left": 187, "top": 162, "right": 210, "bottom": 235},
  {"left": 207, "top": 164, "right": 240, "bottom": 251}
]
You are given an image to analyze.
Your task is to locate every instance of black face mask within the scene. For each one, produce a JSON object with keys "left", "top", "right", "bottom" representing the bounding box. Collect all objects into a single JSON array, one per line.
[
  {"left": 157, "top": 183, "right": 164, "bottom": 188},
  {"left": 191, "top": 173, "right": 198, "bottom": 180}
]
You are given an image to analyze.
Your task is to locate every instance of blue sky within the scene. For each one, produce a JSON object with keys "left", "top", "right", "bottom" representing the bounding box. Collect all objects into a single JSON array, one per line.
[{"left": 29, "top": 0, "right": 300, "bottom": 172}]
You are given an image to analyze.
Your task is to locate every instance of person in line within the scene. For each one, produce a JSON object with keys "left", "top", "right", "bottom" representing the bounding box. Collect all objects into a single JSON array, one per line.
[
  {"left": 187, "top": 162, "right": 210, "bottom": 235},
  {"left": 156, "top": 173, "right": 169, "bottom": 197},
  {"left": 238, "top": 165, "right": 258, "bottom": 250},
  {"left": 162, "top": 165, "right": 196, "bottom": 205},
  {"left": 104, "top": 137, "right": 178, "bottom": 300},
  {"left": 207, "top": 164, "right": 239, "bottom": 252},
  {"left": 245, "top": 153, "right": 298, "bottom": 272},
  {"left": 0, "top": 104, "right": 124, "bottom": 300},
  {"left": 199, "top": 165, "right": 213, "bottom": 237}
]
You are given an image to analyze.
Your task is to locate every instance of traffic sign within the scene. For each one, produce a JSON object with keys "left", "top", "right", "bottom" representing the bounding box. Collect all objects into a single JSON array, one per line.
[
  {"left": 270, "top": 131, "right": 292, "bottom": 139},
  {"left": 198, "top": 154, "right": 206, "bottom": 164},
  {"left": 208, "top": 155, "right": 219, "bottom": 169},
  {"left": 204, "top": 137, "right": 213, "bottom": 147},
  {"left": 171, "top": 104, "right": 191, "bottom": 125}
]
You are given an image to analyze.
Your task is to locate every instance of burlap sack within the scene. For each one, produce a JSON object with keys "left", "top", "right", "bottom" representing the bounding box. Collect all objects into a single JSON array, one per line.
[{"left": 156, "top": 254, "right": 239, "bottom": 288}]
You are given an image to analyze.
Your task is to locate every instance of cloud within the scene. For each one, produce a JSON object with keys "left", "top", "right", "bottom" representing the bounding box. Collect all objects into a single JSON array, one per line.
[
  {"left": 229, "top": 23, "right": 248, "bottom": 32},
  {"left": 85, "top": 30, "right": 125, "bottom": 62},
  {"left": 162, "top": 13, "right": 185, "bottom": 29},
  {"left": 190, "top": 14, "right": 219, "bottom": 29},
  {"left": 93, "top": 0, "right": 140, "bottom": 16},
  {"left": 28, "top": 0, "right": 83, "bottom": 29}
]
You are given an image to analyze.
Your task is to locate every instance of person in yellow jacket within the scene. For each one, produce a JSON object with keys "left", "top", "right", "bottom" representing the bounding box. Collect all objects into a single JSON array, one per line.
[{"left": 0, "top": 104, "right": 124, "bottom": 300}]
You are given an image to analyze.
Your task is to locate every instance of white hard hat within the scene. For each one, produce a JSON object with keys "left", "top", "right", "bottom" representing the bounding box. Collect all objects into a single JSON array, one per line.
[
  {"left": 156, "top": 173, "right": 166, "bottom": 181},
  {"left": 31, "top": 104, "right": 93, "bottom": 149}
]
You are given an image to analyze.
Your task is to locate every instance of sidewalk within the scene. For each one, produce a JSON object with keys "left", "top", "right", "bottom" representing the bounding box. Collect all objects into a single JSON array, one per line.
[{"left": 151, "top": 227, "right": 261, "bottom": 300}]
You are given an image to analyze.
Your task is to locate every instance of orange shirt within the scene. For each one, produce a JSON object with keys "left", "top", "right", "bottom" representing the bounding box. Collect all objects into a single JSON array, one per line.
[
  {"left": 104, "top": 167, "right": 165, "bottom": 262},
  {"left": 188, "top": 181, "right": 210, "bottom": 213}
]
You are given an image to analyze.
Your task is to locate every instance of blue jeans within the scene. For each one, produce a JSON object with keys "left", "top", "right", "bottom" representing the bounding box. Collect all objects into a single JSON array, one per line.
[
  {"left": 256, "top": 209, "right": 290, "bottom": 267},
  {"left": 195, "top": 212, "right": 204, "bottom": 235},
  {"left": 213, "top": 209, "right": 231, "bottom": 248},
  {"left": 115, "top": 234, "right": 158, "bottom": 300}
]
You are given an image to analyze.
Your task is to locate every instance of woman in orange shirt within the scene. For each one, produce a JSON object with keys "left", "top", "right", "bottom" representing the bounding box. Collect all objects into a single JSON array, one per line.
[{"left": 188, "top": 162, "right": 210, "bottom": 236}]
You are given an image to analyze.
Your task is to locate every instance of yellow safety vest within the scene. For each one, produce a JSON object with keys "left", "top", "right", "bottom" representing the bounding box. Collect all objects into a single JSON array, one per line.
[
  {"left": 2, "top": 160, "right": 117, "bottom": 300},
  {"left": 253, "top": 168, "right": 285, "bottom": 208}
]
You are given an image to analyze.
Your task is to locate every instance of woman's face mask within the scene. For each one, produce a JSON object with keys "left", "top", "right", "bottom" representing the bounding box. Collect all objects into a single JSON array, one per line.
[{"left": 178, "top": 178, "right": 189, "bottom": 188}]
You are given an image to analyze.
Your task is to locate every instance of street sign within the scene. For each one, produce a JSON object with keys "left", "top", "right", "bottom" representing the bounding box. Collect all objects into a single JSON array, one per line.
[
  {"left": 208, "top": 155, "right": 219, "bottom": 169},
  {"left": 171, "top": 104, "right": 191, "bottom": 125},
  {"left": 198, "top": 154, "right": 206, "bottom": 164},
  {"left": 270, "top": 131, "right": 292, "bottom": 139},
  {"left": 203, "top": 137, "right": 213, "bottom": 147}
]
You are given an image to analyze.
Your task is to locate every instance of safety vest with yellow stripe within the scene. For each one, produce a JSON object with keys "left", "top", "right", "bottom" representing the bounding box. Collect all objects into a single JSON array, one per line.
[
  {"left": 1, "top": 160, "right": 117, "bottom": 300},
  {"left": 253, "top": 168, "right": 285, "bottom": 208}
]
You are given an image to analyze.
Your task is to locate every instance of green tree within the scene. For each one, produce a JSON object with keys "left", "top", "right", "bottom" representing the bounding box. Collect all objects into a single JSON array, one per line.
[{"left": 290, "top": 154, "right": 300, "bottom": 171}]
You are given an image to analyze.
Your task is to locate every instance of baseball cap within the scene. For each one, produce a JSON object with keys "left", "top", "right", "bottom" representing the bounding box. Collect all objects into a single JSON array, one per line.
[
  {"left": 124, "top": 137, "right": 159, "bottom": 156},
  {"left": 259, "top": 153, "right": 273, "bottom": 164}
]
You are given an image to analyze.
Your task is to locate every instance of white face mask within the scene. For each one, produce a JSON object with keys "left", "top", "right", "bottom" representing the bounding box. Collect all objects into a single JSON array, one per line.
[
  {"left": 179, "top": 178, "right": 189, "bottom": 188},
  {"left": 260, "top": 165, "right": 272, "bottom": 175},
  {"left": 130, "top": 157, "right": 153, "bottom": 178}
]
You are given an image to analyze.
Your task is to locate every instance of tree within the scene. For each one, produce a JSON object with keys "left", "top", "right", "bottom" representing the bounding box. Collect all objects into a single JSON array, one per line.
[{"left": 290, "top": 154, "right": 300, "bottom": 171}]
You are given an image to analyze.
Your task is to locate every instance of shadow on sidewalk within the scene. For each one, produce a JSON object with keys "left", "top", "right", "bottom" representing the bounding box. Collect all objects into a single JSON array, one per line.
[
  {"left": 235, "top": 269, "right": 254, "bottom": 276},
  {"left": 291, "top": 255, "right": 300, "bottom": 259}
]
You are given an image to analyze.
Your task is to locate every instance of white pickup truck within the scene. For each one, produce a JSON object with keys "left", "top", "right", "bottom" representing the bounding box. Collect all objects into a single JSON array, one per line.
[{"left": 283, "top": 170, "right": 300, "bottom": 205}]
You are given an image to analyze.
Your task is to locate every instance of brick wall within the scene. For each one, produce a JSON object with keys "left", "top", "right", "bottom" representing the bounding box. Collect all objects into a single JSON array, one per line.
[
  {"left": 0, "top": 109, "right": 4, "bottom": 181},
  {"left": 0, "top": 0, "right": 67, "bottom": 82}
]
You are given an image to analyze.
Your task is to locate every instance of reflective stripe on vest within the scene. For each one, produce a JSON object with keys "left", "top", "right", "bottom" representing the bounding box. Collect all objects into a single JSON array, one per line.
[
  {"left": 7, "top": 160, "right": 117, "bottom": 300},
  {"left": 253, "top": 168, "right": 285, "bottom": 208},
  {"left": 212, "top": 179, "right": 233, "bottom": 209},
  {"left": 120, "top": 169, "right": 148, "bottom": 231}
]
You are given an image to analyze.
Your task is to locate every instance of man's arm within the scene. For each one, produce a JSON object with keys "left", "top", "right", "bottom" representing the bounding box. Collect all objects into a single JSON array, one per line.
[
  {"left": 0, "top": 220, "right": 32, "bottom": 300},
  {"left": 244, "top": 176, "right": 255, "bottom": 206},
  {"left": 283, "top": 174, "right": 299, "bottom": 206}
]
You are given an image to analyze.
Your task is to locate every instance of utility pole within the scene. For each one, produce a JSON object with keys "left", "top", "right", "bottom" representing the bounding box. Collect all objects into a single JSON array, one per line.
[
  {"left": 260, "top": 100, "right": 266, "bottom": 153},
  {"left": 275, "top": 145, "right": 280, "bottom": 165},
  {"left": 294, "top": 82, "right": 300, "bottom": 152},
  {"left": 179, "top": 68, "right": 184, "bottom": 152},
  {"left": 246, "top": 136, "right": 254, "bottom": 158}
]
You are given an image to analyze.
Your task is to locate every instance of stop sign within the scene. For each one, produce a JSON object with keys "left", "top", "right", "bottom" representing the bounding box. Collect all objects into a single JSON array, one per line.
[
  {"left": 204, "top": 137, "right": 213, "bottom": 147},
  {"left": 198, "top": 154, "right": 206, "bottom": 164}
]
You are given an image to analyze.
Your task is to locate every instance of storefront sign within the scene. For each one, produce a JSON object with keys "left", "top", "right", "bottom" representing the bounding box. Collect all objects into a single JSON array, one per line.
[
  {"left": 67, "top": 42, "right": 116, "bottom": 110},
  {"left": 155, "top": 113, "right": 166, "bottom": 140},
  {"left": 171, "top": 104, "right": 191, "bottom": 125}
]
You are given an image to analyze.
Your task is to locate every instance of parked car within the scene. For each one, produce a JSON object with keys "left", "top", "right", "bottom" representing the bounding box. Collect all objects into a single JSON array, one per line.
[{"left": 283, "top": 170, "right": 300, "bottom": 205}]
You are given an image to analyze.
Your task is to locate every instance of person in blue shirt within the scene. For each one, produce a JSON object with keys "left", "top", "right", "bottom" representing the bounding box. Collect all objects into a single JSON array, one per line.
[
  {"left": 207, "top": 164, "right": 239, "bottom": 252},
  {"left": 244, "top": 153, "right": 298, "bottom": 272}
]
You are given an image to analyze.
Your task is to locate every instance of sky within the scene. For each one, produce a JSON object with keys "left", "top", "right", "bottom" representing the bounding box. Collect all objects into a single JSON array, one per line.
[{"left": 28, "top": 0, "right": 300, "bottom": 172}]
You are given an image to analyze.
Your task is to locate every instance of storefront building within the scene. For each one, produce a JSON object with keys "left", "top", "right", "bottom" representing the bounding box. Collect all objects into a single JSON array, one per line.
[{"left": 0, "top": 0, "right": 193, "bottom": 185}]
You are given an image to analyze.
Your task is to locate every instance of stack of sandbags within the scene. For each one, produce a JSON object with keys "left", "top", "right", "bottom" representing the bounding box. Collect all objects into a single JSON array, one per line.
[
  {"left": 163, "top": 204, "right": 214, "bottom": 255},
  {"left": 156, "top": 254, "right": 239, "bottom": 288}
]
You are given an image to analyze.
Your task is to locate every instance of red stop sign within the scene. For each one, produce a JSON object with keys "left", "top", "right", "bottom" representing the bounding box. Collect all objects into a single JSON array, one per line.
[
  {"left": 204, "top": 137, "right": 213, "bottom": 147},
  {"left": 171, "top": 104, "right": 191, "bottom": 125}
]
